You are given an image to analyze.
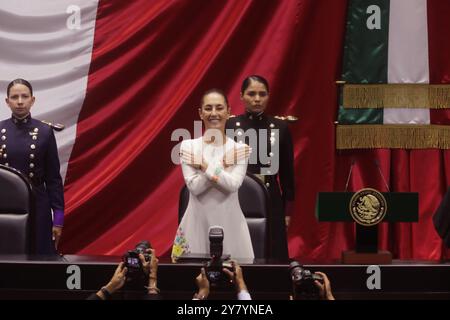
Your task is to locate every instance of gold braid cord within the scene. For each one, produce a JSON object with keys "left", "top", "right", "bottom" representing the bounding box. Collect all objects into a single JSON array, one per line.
[
  {"left": 342, "top": 84, "right": 450, "bottom": 109},
  {"left": 336, "top": 124, "right": 450, "bottom": 149}
]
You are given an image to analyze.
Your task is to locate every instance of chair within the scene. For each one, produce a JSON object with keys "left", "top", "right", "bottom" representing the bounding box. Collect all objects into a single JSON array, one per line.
[
  {"left": 0, "top": 164, "right": 35, "bottom": 254},
  {"left": 178, "top": 173, "right": 271, "bottom": 259},
  {"left": 433, "top": 187, "right": 450, "bottom": 248}
]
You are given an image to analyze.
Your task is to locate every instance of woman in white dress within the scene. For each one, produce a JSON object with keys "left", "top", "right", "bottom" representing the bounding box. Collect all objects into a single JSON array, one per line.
[{"left": 172, "top": 89, "right": 254, "bottom": 260}]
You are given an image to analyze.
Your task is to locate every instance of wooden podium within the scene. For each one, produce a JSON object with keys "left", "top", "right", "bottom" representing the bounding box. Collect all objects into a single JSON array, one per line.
[{"left": 316, "top": 190, "right": 418, "bottom": 264}]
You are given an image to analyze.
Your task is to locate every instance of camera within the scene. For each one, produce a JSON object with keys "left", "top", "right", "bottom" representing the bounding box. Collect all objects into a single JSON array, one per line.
[
  {"left": 122, "top": 240, "right": 152, "bottom": 290},
  {"left": 205, "top": 226, "right": 233, "bottom": 287},
  {"left": 289, "top": 261, "right": 324, "bottom": 300}
]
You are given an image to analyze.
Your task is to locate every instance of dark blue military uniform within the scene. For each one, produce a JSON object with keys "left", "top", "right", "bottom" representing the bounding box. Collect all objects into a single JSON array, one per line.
[
  {"left": 0, "top": 114, "right": 64, "bottom": 254},
  {"left": 226, "top": 112, "right": 295, "bottom": 260}
]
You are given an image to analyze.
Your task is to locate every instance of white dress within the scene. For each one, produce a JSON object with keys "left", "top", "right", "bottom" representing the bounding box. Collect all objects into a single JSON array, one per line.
[{"left": 172, "top": 137, "right": 255, "bottom": 259}]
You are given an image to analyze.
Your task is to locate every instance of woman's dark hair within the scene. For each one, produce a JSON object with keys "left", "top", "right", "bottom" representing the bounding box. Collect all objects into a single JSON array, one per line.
[
  {"left": 7, "top": 78, "right": 33, "bottom": 97},
  {"left": 200, "top": 88, "right": 230, "bottom": 108},
  {"left": 241, "top": 75, "right": 269, "bottom": 94}
]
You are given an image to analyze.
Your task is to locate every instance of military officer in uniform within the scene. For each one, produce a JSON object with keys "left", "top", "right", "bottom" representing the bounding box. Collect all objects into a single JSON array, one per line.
[
  {"left": 226, "top": 75, "right": 295, "bottom": 260},
  {"left": 0, "top": 79, "right": 64, "bottom": 254}
]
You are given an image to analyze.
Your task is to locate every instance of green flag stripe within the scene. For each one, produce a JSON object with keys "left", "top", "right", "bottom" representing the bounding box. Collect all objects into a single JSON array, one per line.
[{"left": 338, "top": 0, "right": 390, "bottom": 125}]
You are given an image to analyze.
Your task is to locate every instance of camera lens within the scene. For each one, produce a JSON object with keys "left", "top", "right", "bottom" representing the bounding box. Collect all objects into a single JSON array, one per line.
[{"left": 289, "top": 261, "right": 321, "bottom": 300}]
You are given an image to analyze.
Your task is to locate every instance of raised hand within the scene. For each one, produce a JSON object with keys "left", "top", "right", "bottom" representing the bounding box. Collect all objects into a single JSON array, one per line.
[
  {"left": 180, "top": 149, "right": 207, "bottom": 171},
  {"left": 223, "top": 145, "right": 251, "bottom": 168}
]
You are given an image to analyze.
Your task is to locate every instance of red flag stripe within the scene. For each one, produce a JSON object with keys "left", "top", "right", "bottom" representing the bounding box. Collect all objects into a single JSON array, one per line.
[{"left": 428, "top": 0, "right": 450, "bottom": 124}]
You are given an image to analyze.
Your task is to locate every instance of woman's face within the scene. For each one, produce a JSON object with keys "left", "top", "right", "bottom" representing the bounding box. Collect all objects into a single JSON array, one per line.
[
  {"left": 6, "top": 84, "right": 35, "bottom": 119},
  {"left": 199, "top": 92, "right": 230, "bottom": 131},
  {"left": 241, "top": 80, "right": 269, "bottom": 114}
]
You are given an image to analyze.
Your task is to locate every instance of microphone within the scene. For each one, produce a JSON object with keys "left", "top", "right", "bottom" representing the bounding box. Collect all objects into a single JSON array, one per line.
[
  {"left": 374, "top": 159, "right": 390, "bottom": 192},
  {"left": 344, "top": 159, "right": 355, "bottom": 192}
]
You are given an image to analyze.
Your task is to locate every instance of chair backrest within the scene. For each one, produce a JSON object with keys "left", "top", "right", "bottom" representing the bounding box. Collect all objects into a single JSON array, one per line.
[
  {"left": 0, "top": 165, "right": 34, "bottom": 254},
  {"left": 433, "top": 186, "right": 450, "bottom": 248},
  {"left": 178, "top": 173, "right": 270, "bottom": 259}
]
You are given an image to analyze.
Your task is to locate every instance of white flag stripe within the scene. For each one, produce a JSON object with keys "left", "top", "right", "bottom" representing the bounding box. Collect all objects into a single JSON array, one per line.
[
  {"left": 0, "top": 0, "right": 99, "bottom": 180},
  {"left": 385, "top": 0, "right": 430, "bottom": 124}
]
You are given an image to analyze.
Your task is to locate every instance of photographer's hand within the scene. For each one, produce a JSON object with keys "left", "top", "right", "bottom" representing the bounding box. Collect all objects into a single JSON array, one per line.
[
  {"left": 194, "top": 267, "right": 209, "bottom": 300},
  {"left": 223, "top": 261, "right": 250, "bottom": 300},
  {"left": 314, "top": 272, "right": 335, "bottom": 300},
  {"left": 140, "top": 249, "right": 159, "bottom": 294},
  {"left": 139, "top": 250, "right": 151, "bottom": 276},
  {"left": 96, "top": 262, "right": 127, "bottom": 300}
]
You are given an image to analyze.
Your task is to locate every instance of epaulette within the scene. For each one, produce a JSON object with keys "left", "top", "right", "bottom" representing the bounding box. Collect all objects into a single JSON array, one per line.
[
  {"left": 274, "top": 115, "right": 298, "bottom": 123},
  {"left": 40, "top": 120, "right": 65, "bottom": 131}
]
